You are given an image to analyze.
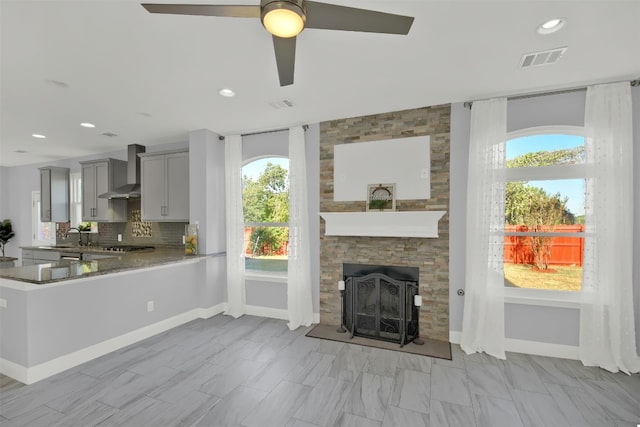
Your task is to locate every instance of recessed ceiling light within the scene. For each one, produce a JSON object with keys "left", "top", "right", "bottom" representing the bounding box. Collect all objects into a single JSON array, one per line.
[
  {"left": 80, "top": 122, "right": 96, "bottom": 128},
  {"left": 32, "top": 134, "right": 46, "bottom": 139},
  {"left": 219, "top": 88, "right": 235, "bottom": 97},
  {"left": 538, "top": 18, "right": 566, "bottom": 34}
]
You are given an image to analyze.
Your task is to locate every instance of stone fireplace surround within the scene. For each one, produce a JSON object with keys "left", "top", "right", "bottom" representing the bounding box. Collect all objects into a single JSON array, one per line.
[{"left": 319, "top": 105, "right": 451, "bottom": 342}]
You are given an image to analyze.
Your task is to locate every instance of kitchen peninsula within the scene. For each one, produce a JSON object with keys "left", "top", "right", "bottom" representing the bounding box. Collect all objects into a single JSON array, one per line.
[
  {"left": 0, "top": 247, "right": 226, "bottom": 385},
  {"left": 2, "top": 246, "right": 209, "bottom": 287}
]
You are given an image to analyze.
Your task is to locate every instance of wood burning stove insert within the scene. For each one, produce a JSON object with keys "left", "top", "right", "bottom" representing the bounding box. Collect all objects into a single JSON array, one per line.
[{"left": 342, "top": 264, "right": 420, "bottom": 347}]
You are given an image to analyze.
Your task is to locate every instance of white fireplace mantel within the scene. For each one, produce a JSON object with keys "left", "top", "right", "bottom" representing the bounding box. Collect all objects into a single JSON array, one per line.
[{"left": 319, "top": 211, "right": 446, "bottom": 238}]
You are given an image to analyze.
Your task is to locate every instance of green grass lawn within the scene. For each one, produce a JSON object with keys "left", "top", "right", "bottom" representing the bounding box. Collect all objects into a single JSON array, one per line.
[{"left": 504, "top": 263, "right": 582, "bottom": 291}]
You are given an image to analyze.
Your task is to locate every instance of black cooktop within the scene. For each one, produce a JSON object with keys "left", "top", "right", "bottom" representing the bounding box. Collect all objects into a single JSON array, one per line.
[{"left": 99, "top": 245, "right": 155, "bottom": 253}]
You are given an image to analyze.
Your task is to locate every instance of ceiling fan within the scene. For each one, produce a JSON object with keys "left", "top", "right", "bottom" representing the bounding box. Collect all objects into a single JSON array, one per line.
[{"left": 142, "top": 1, "right": 414, "bottom": 86}]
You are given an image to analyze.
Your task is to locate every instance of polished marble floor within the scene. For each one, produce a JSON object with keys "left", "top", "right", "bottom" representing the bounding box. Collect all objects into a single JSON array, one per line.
[{"left": 1, "top": 315, "right": 639, "bottom": 426}]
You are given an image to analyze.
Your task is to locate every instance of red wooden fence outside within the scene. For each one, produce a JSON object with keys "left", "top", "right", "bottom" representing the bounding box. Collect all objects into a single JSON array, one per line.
[
  {"left": 243, "top": 227, "right": 288, "bottom": 256},
  {"left": 504, "top": 224, "right": 584, "bottom": 266}
]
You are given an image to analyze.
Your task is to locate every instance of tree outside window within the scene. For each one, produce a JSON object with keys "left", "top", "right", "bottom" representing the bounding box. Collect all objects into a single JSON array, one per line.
[
  {"left": 242, "top": 158, "right": 289, "bottom": 273},
  {"left": 504, "top": 134, "right": 586, "bottom": 292}
]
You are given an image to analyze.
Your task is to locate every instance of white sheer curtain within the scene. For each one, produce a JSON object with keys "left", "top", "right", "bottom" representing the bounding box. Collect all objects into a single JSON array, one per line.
[
  {"left": 287, "top": 126, "right": 314, "bottom": 330},
  {"left": 224, "top": 134, "right": 246, "bottom": 318},
  {"left": 581, "top": 82, "right": 639, "bottom": 374},
  {"left": 461, "top": 98, "right": 507, "bottom": 360}
]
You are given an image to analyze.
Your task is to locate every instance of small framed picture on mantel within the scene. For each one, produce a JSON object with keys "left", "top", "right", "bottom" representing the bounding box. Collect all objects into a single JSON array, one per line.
[{"left": 366, "top": 184, "right": 396, "bottom": 211}]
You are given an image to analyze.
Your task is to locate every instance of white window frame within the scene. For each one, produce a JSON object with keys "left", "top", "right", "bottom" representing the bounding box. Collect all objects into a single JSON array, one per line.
[
  {"left": 241, "top": 155, "right": 289, "bottom": 281},
  {"left": 31, "top": 191, "right": 56, "bottom": 246},
  {"left": 503, "top": 126, "right": 587, "bottom": 307},
  {"left": 69, "top": 172, "right": 82, "bottom": 228}
]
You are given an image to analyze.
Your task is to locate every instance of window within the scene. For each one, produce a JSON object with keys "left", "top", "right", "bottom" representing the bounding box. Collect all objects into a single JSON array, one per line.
[
  {"left": 31, "top": 191, "right": 55, "bottom": 245},
  {"left": 69, "top": 173, "right": 97, "bottom": 232},
  {"left": 504, "top": 130, "right": 586, "bottom": 292},
  {"left": 242, "top": 157, "right": 289, "bottom": 273}
]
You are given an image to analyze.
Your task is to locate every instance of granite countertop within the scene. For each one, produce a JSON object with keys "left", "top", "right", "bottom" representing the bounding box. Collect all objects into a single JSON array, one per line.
[
  {"left": 0, "top": 247, "right": 218, "bottom": 285},
  {"left": 20, "top": 244, "right": 153, "bottom": 255}
]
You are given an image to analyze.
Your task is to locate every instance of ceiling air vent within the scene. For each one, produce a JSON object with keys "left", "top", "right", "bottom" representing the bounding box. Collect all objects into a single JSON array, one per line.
[
  {"left": 101, "top": 132, "right": 118, "bottom": 137},
  {"left": 520, "top": 47, "right": 567, "bottom": 68},
  {"left": 267, "top": 99, "right": 296, "bottom": 110}
]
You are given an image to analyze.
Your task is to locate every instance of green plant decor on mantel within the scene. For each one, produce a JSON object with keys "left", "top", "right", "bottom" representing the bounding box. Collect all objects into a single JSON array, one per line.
[
  {"left": 368, "top": 199, "right": 388, "bottom": 210},
  {"left": 0, "top": 219, "right": 16, "bottom": 257}
]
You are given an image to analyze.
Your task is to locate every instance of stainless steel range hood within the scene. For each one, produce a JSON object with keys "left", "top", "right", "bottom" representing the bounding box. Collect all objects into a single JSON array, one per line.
[{"left": 99, "top": 144, "right": 146, "bottom": 199}]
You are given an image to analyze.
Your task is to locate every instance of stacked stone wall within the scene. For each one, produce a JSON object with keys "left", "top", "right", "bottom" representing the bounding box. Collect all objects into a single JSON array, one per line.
[{"left": 319, "top": 105, "right": 451, "bottom": 341}]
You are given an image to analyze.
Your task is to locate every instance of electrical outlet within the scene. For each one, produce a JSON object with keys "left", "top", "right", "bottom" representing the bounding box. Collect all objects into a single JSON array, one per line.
[
  {"left": 147, "top": 300, "right": 154, "bottom": 312},
  {"left": 117, "top": 234, "right": 122, "bottom": 242},
  {"left": 0, "top": 298, "right": 7, "bottom": 308}
]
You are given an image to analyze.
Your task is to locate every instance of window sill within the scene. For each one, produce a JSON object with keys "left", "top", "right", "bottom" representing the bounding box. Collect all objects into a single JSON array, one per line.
[
  {"left": 244, "top": 272, "right": 287, "bottom": 283},
  {"left": 504, "top": 287, "right": 581, "bottom": 309}
]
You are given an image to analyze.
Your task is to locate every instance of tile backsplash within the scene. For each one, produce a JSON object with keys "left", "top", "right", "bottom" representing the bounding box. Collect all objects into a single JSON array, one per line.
[{"left": 56, "top": 200, "right": 187, "bottom": 247}]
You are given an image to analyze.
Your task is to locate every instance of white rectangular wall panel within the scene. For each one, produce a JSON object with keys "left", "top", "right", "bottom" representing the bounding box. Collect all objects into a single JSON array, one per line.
[{"left": 333, "top": 135, "right": 430, "bottom": 201}]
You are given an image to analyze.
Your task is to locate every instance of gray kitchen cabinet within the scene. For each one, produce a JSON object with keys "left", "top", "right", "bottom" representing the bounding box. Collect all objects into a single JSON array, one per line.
[
  {"left": 80, "top": 158, "right": 128, "bottom": 222},
  {"left": 139, "top": 150, "right": 189, "bottom": 221},
  {"left": 22, "top": 248, "right": 61, "bottom": 266},
  {"left": 38, "top": 166, "right": 69, "bottom": 222}
]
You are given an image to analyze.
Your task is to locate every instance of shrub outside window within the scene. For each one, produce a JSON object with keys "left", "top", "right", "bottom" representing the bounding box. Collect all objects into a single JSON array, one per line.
[
  {"left": 242, "top": 157, "right": 289, "bottom": 273},
  {"left": 504, "top": 132, "right": 586, "bottom": 292}
]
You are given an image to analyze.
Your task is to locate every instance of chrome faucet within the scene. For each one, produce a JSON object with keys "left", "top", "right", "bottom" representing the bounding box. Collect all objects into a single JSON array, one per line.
[{"left": 64, "top": 227, "right": 83, "bottom": 245}]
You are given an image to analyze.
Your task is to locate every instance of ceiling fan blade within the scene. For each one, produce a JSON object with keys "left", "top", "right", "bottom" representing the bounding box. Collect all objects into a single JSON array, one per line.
[
  {"left": 304, "top": 1, "right": 414, "bottom": 35},
  {"left": 141, "top": 3, "right": 260, "bottom": 18},
  {"left": 272, "top": 35, "right": 296, "bottom": 86}
]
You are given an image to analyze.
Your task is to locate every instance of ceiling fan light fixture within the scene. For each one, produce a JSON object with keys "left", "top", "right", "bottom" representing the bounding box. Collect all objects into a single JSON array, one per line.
[{"left": 261, "top": 1, "right": 306, "bottom": 38}]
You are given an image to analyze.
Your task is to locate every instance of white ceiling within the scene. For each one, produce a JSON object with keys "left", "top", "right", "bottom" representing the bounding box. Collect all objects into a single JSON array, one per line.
[{"left": 1, "top": 0, "right": 639, "bottom": 167}]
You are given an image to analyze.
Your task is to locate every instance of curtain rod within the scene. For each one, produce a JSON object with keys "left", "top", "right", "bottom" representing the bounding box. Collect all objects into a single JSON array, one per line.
[
  {"left": 463, "top": 79, "right": 640, "bottom": 109},
  {"left": 218, "top": 124, "right": 308, "bottom": 140}
]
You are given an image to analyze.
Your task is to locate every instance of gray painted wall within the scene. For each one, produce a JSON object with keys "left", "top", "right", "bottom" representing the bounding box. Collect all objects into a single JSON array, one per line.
[
  {"left": 450, "top": 86, "right": 640, "bottom": 352},
  {"left": 188, "top": 129, "right": 227, "bottom": 309}
]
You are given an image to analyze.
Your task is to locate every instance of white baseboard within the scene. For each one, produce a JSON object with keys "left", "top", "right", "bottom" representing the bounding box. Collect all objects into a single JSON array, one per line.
[
  {"left": 449, "top": 330, "right": 579, "bottom": 360},
  {"left": 0, "top": 358, "right": 27, "bottom": 384},
  {"left": 198, "top": 302, "right": 227, "bottom": 319},
  {"left": 245, "top": 305, "right": 289, "bottom": 320},
  {"left": 1, "top": 303, "right": 228, "bottom": 385}
]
